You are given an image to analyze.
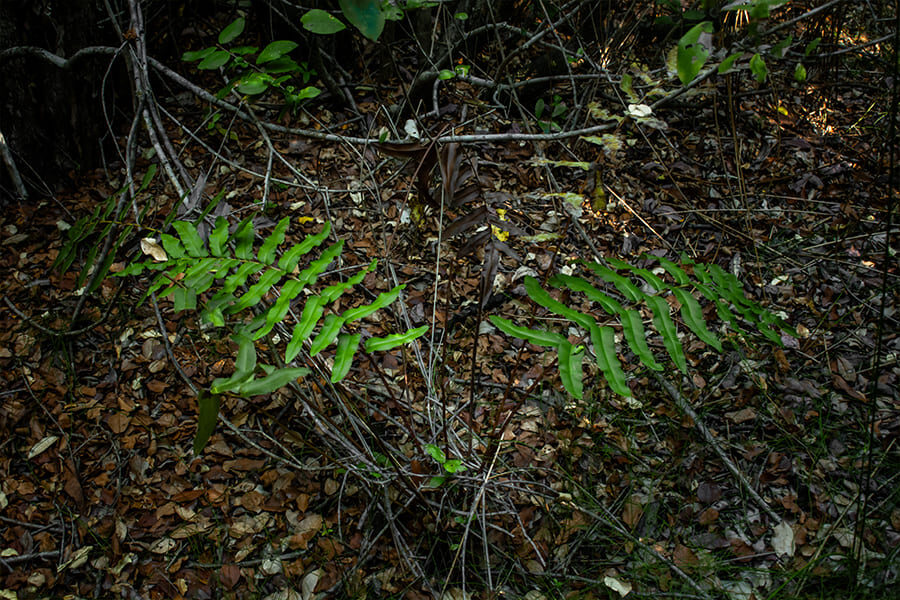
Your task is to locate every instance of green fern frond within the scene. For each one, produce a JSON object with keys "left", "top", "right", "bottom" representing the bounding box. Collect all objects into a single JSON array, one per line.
[
  {"left": 491, "top": 257, "right": 796, "bottom": 399},
  {"left": 116, "top": 217, "right": 427, "bottom": 393},
  {"left": 115, "top": 216, "right": 428, "bottom": 454}
]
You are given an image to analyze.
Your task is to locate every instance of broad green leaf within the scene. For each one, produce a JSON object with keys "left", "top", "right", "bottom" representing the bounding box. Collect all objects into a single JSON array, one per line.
[
  {"left": 182, "top": 47, "right": 217, "bottom": 62},
  {"left": 645, "top": 295, "right": 687, "bottom": 372},
  {"left": 593, "top": 325, "right": 631, "bottom": 397},
  {"left": 173, "top": 286, "right": 197, "bottom": 312},
  {"left": 236, "top": 366, "right": 310, "bottom": 396},
  {"left": 488, "top": 316, "right": 567, "bottom": 348},
  {"left": 232, "top": 217, "right": 256, "bottom": 260},
  {"left": 677, "top": 21, "right": 713, "bottom": 85},
  {"left": 363, "top": 325, "right": 428, "bottom": 352},
  {"left": 193, "top": 391, "right": 221, "bottom": 454},
  {"left": 620, "top": 309, "right": 664, "bottom": 370},
  {"left": 198, "top": 50, "right": 231, "bottom": 70},
  {"left": 557, "top": 342, "right": 584, "bottom": 399},
  {"left": 210, "top": 369, "right": 254, "bottom": 395},
  {"left": 236, "top": 72, "right": 272, "bottom": 95},
  {"left": 310, "top": 313, "right": 343, "bottom": 356},
  {"left": 235, "top": 335, "right": 257, "bottom": 374},
  {"left": 342, "top": 284, "right": 403, "bottom": 324},
  {"left": 160, "top": 233, "right": 185, "bottom": 259},
  {"left": 750, "top": 53, "right": 767, "bottom": 83},
  {"left": 331, "top": 333, "right": 361, "bottom": 382},
  {"left": 672, "top": 287, "right": 722, "bottom": 351},
  {"left": 258, "top": 217, "right": 290, "bottom": 265},
  {"left": 219, "top": 17, "right": 245, "bottom": 44},
  {"left": 182, "top": 257, "right": 221, "bottom": 292},
  {"left": 172, "top": 221, "right": 205, "bottom": 257},
  {"left": 302, "top": 9, "right": 347, "bottom": 34},
  {"left": 257, "top": 40, "right": 298, "bottom": 64},
  {"left": 339, "top": 0, "right": 385, "bottom": 41},
  {"left": 209, "top": 216, "right": 229, "bottom": 257}
]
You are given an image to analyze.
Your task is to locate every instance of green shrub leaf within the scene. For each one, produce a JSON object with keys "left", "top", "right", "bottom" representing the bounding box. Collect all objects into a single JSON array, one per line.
[{"left": 302, "top": 9, "right": 347, "bottom": 35}]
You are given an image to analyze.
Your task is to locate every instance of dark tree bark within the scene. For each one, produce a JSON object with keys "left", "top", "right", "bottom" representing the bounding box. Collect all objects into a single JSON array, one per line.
[{"left": 0, "top": 0, "right": 124, "bottom": 200}]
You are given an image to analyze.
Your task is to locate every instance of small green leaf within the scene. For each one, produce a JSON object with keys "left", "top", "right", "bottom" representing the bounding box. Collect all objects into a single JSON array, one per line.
[
  {"left": 279, "top": 223, "right": 331, "bottom": 271},
  {"left": 258, "top": 217, "right": 290, "bottom": 264},
  {"left": 342, "top": 284, "right": 403, "bottom": 324},
  {"left": 193, "top": 391, "right": 221, "bottom": 454},
  {"left": 594, "top": 325, "right": 631, "bottom": 397},
  {"left": 232, "top": 216, "right": 256, "bottom": 259},
  {"left": 425, "top": 443, "right": 446, "bottom": 463},
  {"left": 672, "top": 287, "right": 722, "bottom": 351},
  {"left": 219, "top": 17, "right": 246, "bottom": 44},
  {"left": 557, "top": 342, "right": 584, "bottom": 399},
  {"left": 301, "top": 9, "right": 347, "bottom": 34},
  {"left": 257, "top": 40, "right": 299, "bottom": 64},
  {"left": 645, "top": 295, "right": 687, "bottom": 373},
  {"left": 443, "top": 459, "right": 466, "bottom": 473},
  {"left": 749, "top": 53, "right": 767, "bottom": 83},
  {"left": 182, "top": 47, "right": 217, "bottom": 62},
  {"left": 438, "top": 69, "right": 456, "bottom": 80},
  {"left": 235, "top": 335, "right": 258, "bottom": 374},
  {"left": 236, "top": 366, "right": 310, "bottom": 396},
  {"left": 718, "top": 52, "right": 741, "bottom": 74},
  {"left": 488, "top": 316, "right": 567, "bottom": 348},
  {"left": 310, "top": 313, "right": 344, "bottom": 356},
  {"left": 794, "top": 63, "right": 807, "bottom": 83},
  {"left": 209, "top": 216, "right": 229, "bottom": 257},
  {"left": 286, "top": 296, "right": 326, "bottom": 362},
  {"left": 363, "top": 325, "right": 428, "bottom": 353},
  {"left": 331, "top": 333, "right": 361, "bottom": 382}
]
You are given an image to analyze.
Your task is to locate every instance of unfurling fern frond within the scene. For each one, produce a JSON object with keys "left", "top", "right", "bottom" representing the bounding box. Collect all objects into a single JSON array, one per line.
[
  {"left": 114, "top": 216, "right": 427, "bottom": 452},
  {"left": 490, "top": 256, "right": 796, "bottom": 399}
]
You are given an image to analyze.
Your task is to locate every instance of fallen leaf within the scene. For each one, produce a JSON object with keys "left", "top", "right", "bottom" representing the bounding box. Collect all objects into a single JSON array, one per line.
[{"left": 772, "top": 521, "right": 795, "bottom": 557}]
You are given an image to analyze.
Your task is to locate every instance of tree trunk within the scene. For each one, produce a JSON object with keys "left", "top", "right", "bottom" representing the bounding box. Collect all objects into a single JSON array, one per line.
[{"left": 0, "top": 0, "right": 124, "bottom": 200}]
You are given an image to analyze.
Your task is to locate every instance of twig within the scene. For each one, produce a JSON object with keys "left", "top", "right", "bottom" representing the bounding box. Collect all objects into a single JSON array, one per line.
[
  {"left": 652, "top": 372, "right": 783, "bottom": 523},
  {"left": 0, "top": 126, "right": 27, "bottom": 200}
]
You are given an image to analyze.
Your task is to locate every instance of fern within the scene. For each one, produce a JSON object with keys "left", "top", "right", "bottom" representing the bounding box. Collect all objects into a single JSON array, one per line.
[
  {"left": 490, "top": 256, "right": 797, "bottom": 399},
  {"left": 114, "top": 216, "right": 427, "bottom": 451}
]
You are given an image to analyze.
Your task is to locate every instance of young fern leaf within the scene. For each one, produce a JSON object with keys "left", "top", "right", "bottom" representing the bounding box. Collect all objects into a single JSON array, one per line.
[
  {"left": 492, "top": 257, "right": 796, "bottom": 399},
  {"left": 115, "top": 217, "right": 427, "bottom": 453}
]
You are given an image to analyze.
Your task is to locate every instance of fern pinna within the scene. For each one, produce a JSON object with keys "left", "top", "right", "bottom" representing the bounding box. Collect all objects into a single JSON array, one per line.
[
  {"left": 115, "top": 216, "right": 426, "bottom": 451},
  {"left": 490, "top": 256, "right": 796, "bottom": 399}
]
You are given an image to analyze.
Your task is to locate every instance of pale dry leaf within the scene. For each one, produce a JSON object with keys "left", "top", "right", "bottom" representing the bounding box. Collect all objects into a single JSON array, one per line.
[
  {"left": 603, "top": 575, "right": 632, "bottom": 597},
  {"left": 301, "top": 568, "right": 321, "bottom": 600},
  {"left": 27, "top": 435, "right": 59, "bottom": 459},
  {"left": 772, "top": 520, "right": 795, "bottom": 557},
  {"left": 140, "top": 238, "right": 168, "bottom": 262}
]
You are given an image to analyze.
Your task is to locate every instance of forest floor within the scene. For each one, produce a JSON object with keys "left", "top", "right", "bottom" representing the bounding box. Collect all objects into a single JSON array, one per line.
[{"left": 1, "top": 14, "right": 899, "bottom": 600}]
